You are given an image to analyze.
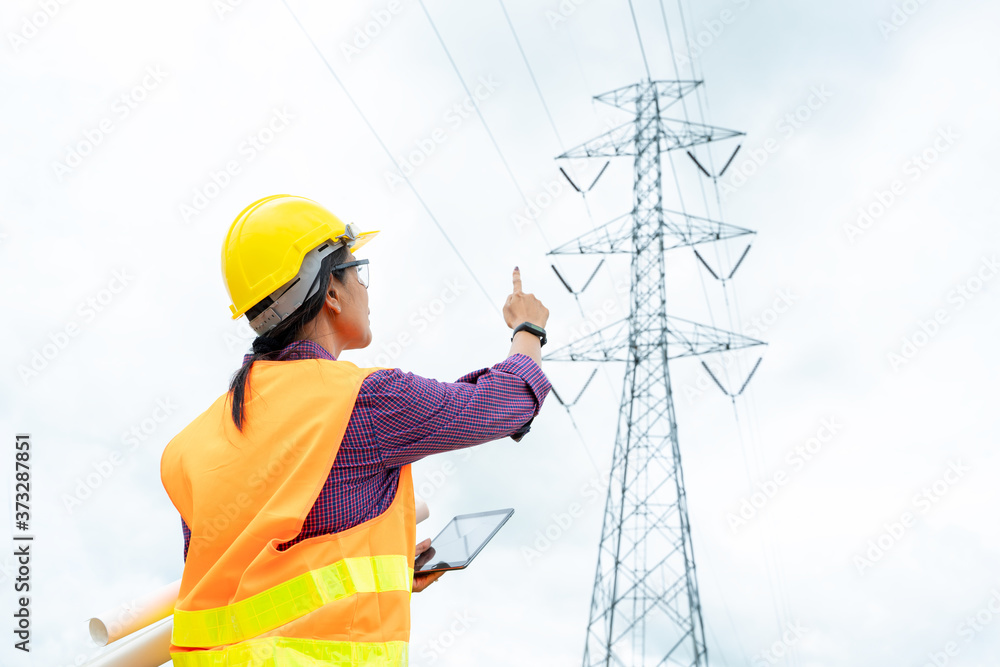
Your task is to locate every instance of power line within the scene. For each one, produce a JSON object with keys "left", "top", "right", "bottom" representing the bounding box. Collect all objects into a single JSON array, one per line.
[
  {"left": 656, "top": 1, "right": 802, "bottom": 664},
  {"left": 496, "top": 0, "right": 563, "bottom": 147},
  {"left": 493, "top": 0, "right": 629, "bottom": 309},
  {"left": 548, "top": 0, "right": 783, "bottom": 660},
  {"left": 417, "top": 0, "right": 530, "bottom": 206},
  {"left": 277, "top": 0, "right": 501, "bottom": 317},
  {"left": 417, "top": 0, "right": 634, "bottom": 473},
  {"left": 626, "top": 0, "right": 652, "bottom": 80},
  {"left": 550, "top": 81, "right": 759, "bottom": 664},
  {"left": 494, "top": 2, "right": 759, "bottom": 663}
]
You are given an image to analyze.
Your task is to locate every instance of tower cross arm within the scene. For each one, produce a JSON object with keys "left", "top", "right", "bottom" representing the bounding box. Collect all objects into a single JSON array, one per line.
[{"left": 541, "top": 315, "right": 765, "bottom": 362}]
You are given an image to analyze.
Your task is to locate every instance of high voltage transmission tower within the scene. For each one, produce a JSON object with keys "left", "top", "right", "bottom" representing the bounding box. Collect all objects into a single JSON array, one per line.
[{"left": 542, "top": 79, "right": 765, "bottom": 666}]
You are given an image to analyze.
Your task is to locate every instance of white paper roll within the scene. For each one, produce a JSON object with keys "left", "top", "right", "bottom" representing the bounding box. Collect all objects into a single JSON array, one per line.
[
  {"left": 82, "top": 615, "right": 172, "bottom": 667},
  {"left": 86, "top": 502, "right": 429, "bottom": 661},
  {"left": 415, "top": 497, "right": 430, "bottom": 524},
  {"left": 88, "top": 579, "right": 180, "bottom": 646}
]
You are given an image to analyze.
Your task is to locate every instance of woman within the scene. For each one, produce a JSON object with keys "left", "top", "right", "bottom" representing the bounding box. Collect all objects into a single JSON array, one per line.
[{"left": 160, "top": 194, "right": 551, "bottom": 666}]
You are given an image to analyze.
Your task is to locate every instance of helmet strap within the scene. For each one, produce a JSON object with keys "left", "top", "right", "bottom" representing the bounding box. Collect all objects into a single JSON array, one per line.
[{"left": 248, "top": 240, "right": 343, "bottom": 336}]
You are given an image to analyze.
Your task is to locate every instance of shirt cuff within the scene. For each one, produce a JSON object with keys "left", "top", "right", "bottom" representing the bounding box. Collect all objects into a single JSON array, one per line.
[
  {"left": 503, "top": 353, "right": 552, "bottom": 407},
  {"left": 509, "top": 416, "right": 534, "bottom": 442}
]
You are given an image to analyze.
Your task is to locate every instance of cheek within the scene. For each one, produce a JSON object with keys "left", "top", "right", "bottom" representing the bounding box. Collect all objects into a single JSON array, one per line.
[{"left": 355, "top": 299, "right": 369, "bottom": 330}]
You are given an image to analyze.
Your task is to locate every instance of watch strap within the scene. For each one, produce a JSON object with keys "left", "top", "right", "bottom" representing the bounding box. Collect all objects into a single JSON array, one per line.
[{"left": 511, "top": 321, "right": 547, "bottom": 346}]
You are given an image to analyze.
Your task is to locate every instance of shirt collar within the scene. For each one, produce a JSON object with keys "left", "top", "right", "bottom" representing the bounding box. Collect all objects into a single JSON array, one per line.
[{"left": 242, "top": 339, "right": 337, "bottom": 365}]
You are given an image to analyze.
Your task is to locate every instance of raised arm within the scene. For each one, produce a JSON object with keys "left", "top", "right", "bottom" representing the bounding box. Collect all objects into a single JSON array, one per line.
[
  {"left": 369, "top": 266, "right": 551, "bottom": 465},
  {"left": 366, "top": 353, "right": 551, "bottom": 467}
]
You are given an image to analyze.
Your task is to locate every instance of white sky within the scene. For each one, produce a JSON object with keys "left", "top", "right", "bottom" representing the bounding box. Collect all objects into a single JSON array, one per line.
[{"left": 2, "top": 0, "right": 999, "bottom": 665}]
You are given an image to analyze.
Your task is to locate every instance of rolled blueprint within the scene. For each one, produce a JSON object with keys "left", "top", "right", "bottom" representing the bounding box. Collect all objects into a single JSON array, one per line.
[
  {"left": 82, "top": 615, "right": 172, "bottom": 667},
  {"left": 88, "top": 579, "right": 180, "bottom": 646},
  {"left": 416, "top": 496, "right": 430, "bottom": 524},
  {"left": 85, "top": 501, "right": 430, "bottom": 665}
]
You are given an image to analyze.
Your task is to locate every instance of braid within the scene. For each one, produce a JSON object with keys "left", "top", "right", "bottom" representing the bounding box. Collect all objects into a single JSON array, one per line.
[{"left": 227, "top": 243, "right": 352, "bottom": 432}]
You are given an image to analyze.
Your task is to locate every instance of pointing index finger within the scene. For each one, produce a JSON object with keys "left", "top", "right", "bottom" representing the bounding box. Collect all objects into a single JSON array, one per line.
[{"left": 512, "top": 266, "right": 522, "bottom": 294}]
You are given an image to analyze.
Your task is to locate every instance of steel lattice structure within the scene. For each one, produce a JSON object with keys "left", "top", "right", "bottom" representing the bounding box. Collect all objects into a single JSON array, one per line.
[{"left": 542, "top": 79, "right": 764, "bottom": 666}]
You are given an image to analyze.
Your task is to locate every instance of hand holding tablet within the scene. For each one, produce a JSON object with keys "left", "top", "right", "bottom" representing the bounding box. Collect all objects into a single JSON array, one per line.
[{"left": 414, "top": 508, "right": 515, "bottom": 575}]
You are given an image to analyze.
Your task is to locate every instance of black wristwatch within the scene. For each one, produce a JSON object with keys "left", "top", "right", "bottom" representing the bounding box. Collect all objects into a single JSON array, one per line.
[{"left": 511, "top": 321, "right": 547, "bottom": 346}]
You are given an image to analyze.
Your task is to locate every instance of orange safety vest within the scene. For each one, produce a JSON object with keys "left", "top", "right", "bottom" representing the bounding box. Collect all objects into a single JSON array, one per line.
[{"left": 160, "top": 358, "right": 415, "bottom": 666}]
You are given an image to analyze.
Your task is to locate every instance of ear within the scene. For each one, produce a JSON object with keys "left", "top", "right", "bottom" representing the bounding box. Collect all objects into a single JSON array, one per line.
[{"left": 324, "top": 274, "right": 343, "bottom": 315}]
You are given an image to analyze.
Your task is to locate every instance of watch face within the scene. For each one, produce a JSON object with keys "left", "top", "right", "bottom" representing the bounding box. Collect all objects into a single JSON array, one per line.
[{"left": 516, "top": 322, "right": 545, "bottom": 345}]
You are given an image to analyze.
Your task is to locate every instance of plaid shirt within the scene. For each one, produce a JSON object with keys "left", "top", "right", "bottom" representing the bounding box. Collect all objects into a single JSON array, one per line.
[{"left": 181, "top": 340, "right": 551, "bottom": 560}]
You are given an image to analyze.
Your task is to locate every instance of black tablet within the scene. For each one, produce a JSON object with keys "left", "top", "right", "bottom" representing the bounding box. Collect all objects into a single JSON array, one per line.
[{"left": 414, "top": 508, "right": 515, "bottom": 573}]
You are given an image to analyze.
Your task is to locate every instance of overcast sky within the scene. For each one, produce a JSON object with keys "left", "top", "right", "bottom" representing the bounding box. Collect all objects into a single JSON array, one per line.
[{"left": 2, "top": 0, "right": 999, "bottom": 665}]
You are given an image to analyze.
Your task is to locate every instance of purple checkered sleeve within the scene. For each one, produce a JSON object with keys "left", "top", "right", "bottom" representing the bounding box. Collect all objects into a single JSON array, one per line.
[{"left": 180, "top": 340, "right": 550, "bottom": 560}]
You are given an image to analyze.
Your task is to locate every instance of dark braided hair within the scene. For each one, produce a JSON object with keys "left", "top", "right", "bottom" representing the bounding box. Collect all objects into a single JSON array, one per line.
[{"left": 228, "top": 243, "right": 352, "bottom": 431}]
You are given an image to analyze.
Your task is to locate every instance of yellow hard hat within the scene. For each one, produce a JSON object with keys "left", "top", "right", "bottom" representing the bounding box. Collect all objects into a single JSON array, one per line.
[{"left": 222, "top": 194, "right": 379, "bottom": 330}]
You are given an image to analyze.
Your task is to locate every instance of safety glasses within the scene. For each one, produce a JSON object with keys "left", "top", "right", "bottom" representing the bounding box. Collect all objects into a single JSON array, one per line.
[{"left": 332, "top": 259, "right": 369, "bottom": 289}]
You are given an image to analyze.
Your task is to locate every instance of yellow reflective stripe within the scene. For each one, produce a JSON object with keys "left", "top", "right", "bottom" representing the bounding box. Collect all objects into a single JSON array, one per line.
[
  {"left": 171, "top": 638, "right": 408, "bottom": 667},
  {"left": 173, "top": 555, "right": 413, "bottom": 648}
]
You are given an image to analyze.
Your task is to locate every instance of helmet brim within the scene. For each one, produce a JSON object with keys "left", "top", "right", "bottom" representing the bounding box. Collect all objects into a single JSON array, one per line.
[{"left": 347, "top": 229, "right": 379, "bottom": 255}]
